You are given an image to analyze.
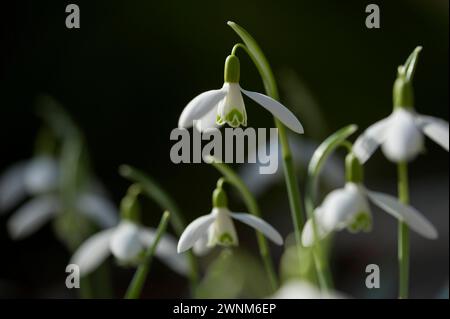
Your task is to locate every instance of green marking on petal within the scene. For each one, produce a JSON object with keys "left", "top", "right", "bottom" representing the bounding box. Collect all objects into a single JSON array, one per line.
[
  {"left": 218, "top": 233, "right": 235, "bottom": 246},
  {"left": 216, "top": 114, "right": 225, "bottom": 125},
  {"left": 348, "top": 212, "right": 372, "bottom": 233},
  {"left": 225, "top": 109, "right": 245, "bottom": 127}
]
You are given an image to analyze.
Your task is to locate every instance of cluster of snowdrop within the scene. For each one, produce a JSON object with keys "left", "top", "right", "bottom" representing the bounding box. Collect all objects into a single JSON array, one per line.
[{"left": 0, "top": 23, "right": 447, "bottom": 299}]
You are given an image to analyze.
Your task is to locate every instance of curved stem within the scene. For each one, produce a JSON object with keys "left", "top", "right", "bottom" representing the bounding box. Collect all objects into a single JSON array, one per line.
[
  {"left": 119, "top": 165, "right": 199, "bottom": 293},
  {"left": 228, "top": 21, "right": 306, "bottom": 275},
  {"left": 397, "top": 162, "right": 410, "bottom": 299},
  {"left": 209, "top": 159, "right": 278, "bottom": 291},
  {"left": 125, "top": 211, "right": 171, "bottom": 299}
]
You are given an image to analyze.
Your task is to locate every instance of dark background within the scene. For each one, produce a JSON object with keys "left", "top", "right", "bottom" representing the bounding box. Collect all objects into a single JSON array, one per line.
[{"left": 0, "top": 0, "right": 448, "bottom": 298}]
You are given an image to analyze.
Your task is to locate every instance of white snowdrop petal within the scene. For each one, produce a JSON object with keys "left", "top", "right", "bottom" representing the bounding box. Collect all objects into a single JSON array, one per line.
[
  {"left": 0, "top": 162, "right": 28, "bottom": 212},
  {"left": 319, "top": 184, "right": 364, "bottom": 232},
  {"left": 192, "top": 232, "right": 211, "bottom": 256},
  {"left": 270, "top": 280, "right": 344, "bottom": 299},
  {"left": 77, "top": 193, "right": 119, "bottom": 228},
  {"left": 23, "top": 156, "right": 59, "bottom": 194},
  {"left": 110, "top": 221, "right": 143, "bottom": 261},
  {"left": 366, "top": 189, "right": 438, "bottom": 239},
  {"left": 7, "top": 195, "right": 60, "bottom": 240},
  {"left": 353, "top": 118, "right": 390, "bottom": 163},
  {"left": 70, "top": 228, "right": 115, "bottom": 276},
  {"left": 301, "top": 209, "right": 329, "bottom": 247},
  {"left": 178, "top": 88, "right": 227, "bottom": 128},
  {"left": 194, "top": 105, "right": 221, "bottom": 132},
  {"left": 240, "top": 88, "right": 304, "bottom": 134},
  {"left": 177, "top": 213, "right": 216, "bottom": 253},
  {"left": 230, "top": 212, "right": 283, "bottom": 245},
  {"left": 139, "top": 227, "right": 189, "bottom": 276},
  {"left": 416, "top": 115, "right": 449, "bottom": 151},
  {"left": 381, "top": 109, "right": 424, "bottom": 162}
]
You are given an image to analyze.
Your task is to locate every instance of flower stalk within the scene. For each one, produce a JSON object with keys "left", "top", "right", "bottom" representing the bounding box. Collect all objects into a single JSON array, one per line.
[
  {"left": 208, "top": 158, "right": 279, "bottom": 291},
  {"left": 398, "top": 161, "right": 410, "bottom": 299},
  {"left": 227, "top": 21, "right": 306, "bottom": 272},
  {"left": 125, "top": 211, "right": 171, "bottom": 299},
  {"left": 119, "top": 165, "right": 199, "bottom": 293}
]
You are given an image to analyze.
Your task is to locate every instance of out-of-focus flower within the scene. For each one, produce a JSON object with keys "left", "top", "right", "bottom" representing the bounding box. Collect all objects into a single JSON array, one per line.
[
  {"left": 178, "top": 55, "right": 303, "bottom": 133},
  {"left": 302, "top": 154, "right": 438, "bottom": 247},
  {"left": 353, "top": 46, "right": 449, "bottom": 163},
  {"left": 70, "top": 219, "right": 187, "bottom": 276},
  {"left": 0, "top": 155, "right": 118, "bottom": 239},
  {"left": 177, "top": 186, "right": 283, "bottom": 253},
  {"left": 353, "top": 108, "right": 448, "bottom": 163},
  {"left": 70, "top": 185, "right": 188, "bottom": 276},
  {"left": 270, "top": 280, "right": 344, "bottom": 299}
]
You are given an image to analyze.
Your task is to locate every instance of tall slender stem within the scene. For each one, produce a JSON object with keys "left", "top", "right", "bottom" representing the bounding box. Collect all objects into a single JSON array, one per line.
[
  {"left": 125, "top": 211, "right": 171, "bottom": 299},
  {"left": 397, "top": 161, "right": 410, "bottom": 299},
  {"left": 119, "top": 165, "right": 199, "bottom": 293},
  {"left": 227, "top": 22, "right": 306, "bottom": 271},
  {"left": 209, "top": 160, "right": 278, "bottom": 291}
]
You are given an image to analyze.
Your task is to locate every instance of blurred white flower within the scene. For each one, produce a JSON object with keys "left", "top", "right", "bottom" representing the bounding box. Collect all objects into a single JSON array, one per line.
[
  {"left": 0, "top": 156, "right": 118, "bottom": 239},
  {"left": 0, "top": 156, "right": 58, "bottom": 211},
  {"left": 302, "top": 182, "right": 438, "bottom": 247},
  {"left": 270, "top": 280, "right": 344, "bottom": 299},
  {"left": 70, "top": 219, "right": 188, "bottom": 276},
  {"left": 177, "top": 187, "right": 282, "bottom": 254},
  {"left": 178, "top": 55, "right": 303, "bottom": 133}
]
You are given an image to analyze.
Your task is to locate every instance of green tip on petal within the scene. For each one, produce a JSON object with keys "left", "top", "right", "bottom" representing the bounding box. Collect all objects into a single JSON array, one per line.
[
  {"left": 345, "top": 153, "right": 364, "bottom": 183},
  {"left": 218, "top": 232, "right": 236, "bottom": 246},
  {"left": 224, "top": 55, "right": 240, "bottom": 83},
  {"left": 212, "top": 187, "right": 228, "bottom": 208},
  {"left": 348, "top": 212, "right": 372, "bottom": 233}
]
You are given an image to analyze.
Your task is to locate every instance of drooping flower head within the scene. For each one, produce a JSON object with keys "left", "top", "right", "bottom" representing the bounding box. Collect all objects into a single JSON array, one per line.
[
  {"left": 353, "top": 47, "right": 449, "bottom": 163},
  {"left": 70, "top": 184, "right": 187, "bottom": 276},
  {"left": 177, "top": 184, "right": 283, "bottom": 254},
  {"left": 302, "top": 153, "right": 438, "bottom": 247},
  {"left": 178, "top": 52, "right": 304, "bottom": 133}
]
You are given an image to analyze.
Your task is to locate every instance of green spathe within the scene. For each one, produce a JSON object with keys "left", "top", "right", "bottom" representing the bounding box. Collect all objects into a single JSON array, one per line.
[
  {"left": 345, "top": 153, "right": 364, "bottom": 183},
  {"left": 224, "top": 55, "right": 240, "bottom": 83}
]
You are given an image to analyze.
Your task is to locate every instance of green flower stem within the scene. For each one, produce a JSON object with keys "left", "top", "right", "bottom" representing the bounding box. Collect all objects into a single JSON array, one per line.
[
  {"left": 125, "top": 211, "right": 171, "bottom": 299},
  {"left": 119, "top": 165, "right": 199, "bottom": 293},
  {"left": 397, "top": 161, "right": 410, "bottom": 299},
  {"left": 228, "top": 21, "right": 306, "bottom": 269},
  {"left": 209, "top": 159, "right": 278, "bottom": 291},
  {"left": 305, "top": 125, "right": 357, "bottom": 291}
]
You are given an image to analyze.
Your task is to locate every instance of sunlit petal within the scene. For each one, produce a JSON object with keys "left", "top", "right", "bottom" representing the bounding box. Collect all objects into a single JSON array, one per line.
[
  {"left": 230, "top": 212, "right": 283, "bottom": 245},
  {"left": 177, "top": 213, "right": 216, "bottom": 253},
  {"left": 240, "top": 87, "right": 304, "bottom": 133},
  {"left": 366, "top": 189, "right": 438, "bottom": 239}
]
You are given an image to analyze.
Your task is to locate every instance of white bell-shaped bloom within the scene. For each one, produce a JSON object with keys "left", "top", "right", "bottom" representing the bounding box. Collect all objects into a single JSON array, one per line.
[
  {"left": 302, "top": 182, "right": 438, "bottom": 247},
  {"left": 0, "top": 156, "right": 59, "bottom": 212},
  {"left": 0, "top": 156, "right": 118, "bottom": 239},
  {"left": 177, "top": 207, "right": 283, "bottom": 253},
  {"left": 70, "top": 220, "right": 188, "bottom": 276},
  {"left": 353, "top": 108, "right": 449, "bottom": 163},
  {"left": 270, "top": 280, "right": 345, "bottom": 299},
  {"left": 178, "top": 55, "right": 303, "bottom": 133}
]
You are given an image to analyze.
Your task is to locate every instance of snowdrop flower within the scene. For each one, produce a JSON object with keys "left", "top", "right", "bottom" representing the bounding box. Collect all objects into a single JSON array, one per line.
[
  {"left": 302, "top": 153, "right": 438, "bottom": 247},
  {"left": 178, "top": 54, "right": 304, "bottom": 133},
  {"left": 0, "top": 156, "right": 58, "bottom": 212},
  {"left": 0, "top": 156, "right": 118, "bottom": 239},
  {"left": 270, "top": 280, "right": 345, "bottom": 299},
  {"left": 353, "top": 47, "right": 449, "bottom": 163},
  {"left": 70, "top": 187, "right": 188, "bottom": 276},
  {"left": 177, "top": 186, "right": 283, "bottom": 253}
]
